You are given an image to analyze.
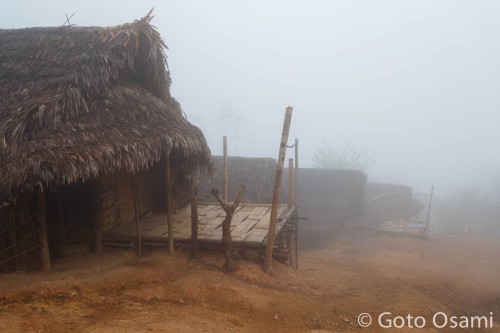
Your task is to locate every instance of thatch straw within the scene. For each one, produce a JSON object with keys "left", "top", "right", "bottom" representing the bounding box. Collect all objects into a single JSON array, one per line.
[{"left": 0, "top": 12, "right": 212, "bottom": 203}]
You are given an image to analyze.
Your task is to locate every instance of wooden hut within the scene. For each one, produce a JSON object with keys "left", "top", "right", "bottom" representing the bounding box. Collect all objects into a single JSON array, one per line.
[{"left": 0, "top": 14, "right": 212, "bottom": 271}]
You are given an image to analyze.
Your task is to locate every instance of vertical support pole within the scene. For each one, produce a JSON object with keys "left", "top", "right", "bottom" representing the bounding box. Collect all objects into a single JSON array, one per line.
[
  {"left": 294, "top": 139, "right": 299, "bottom": 209},
  {"left": 56, "top": 190, "right": 66, "bottom": 247},
  {"left": 165, "top": 154, "right": 174, "bottom": 255},
  {"left": 288, "top": 158, "right": 294, "bottom": 208},
  {"left": 264, "top": 106, "right": 293, "bottom": 273},
  {"left": 294, "top": 139, "right": 299, "bottom": 270},
  {"left": 223, "top": 136, "right": 228, "bottom": 203},
  {"left": 190, "top": 175, "right": 199, "bottom": 259},
  {"left": 7, "top": 207, "right": 20, "bottom": 270},
  {"left": 35, "top": 185, "right": 51, "bottom": 271},
  {"left": 132, "top": 175, "right": 142, "bottom": 257},
  {"left": 94, "top": 179, "right": 103, "bottom": 256},
  {"left": 424, "top": 185, "right": 435, "bottom": 235}
]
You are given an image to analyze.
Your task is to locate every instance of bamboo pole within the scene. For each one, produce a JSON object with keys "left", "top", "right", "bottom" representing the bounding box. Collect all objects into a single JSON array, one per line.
[
  {"left": 35, "top": 185, "right": 51, "bottom": 271},
  {"left": 294, "top": 139, "right": 299, "bottom": 210},
  {"left": 264, "top": 106, "right": 293, "bottom": 273},
  {"left": 190, "top": 175, "right": 199, "bottom": 259},
  {"left": 165, "top": 154, "right": 174, "bottom": 254},
  {"left": 294, "top": 139, "right": 299, "bottom": 270},
  {"left": 223, "top": 136, "right": 228, "bottom": 203},
  {"left": 132, "top": 175, "right": 142, "bottom": 257},
  {"left": 288, "top": 159, "right": 294, "bottom": 208}
]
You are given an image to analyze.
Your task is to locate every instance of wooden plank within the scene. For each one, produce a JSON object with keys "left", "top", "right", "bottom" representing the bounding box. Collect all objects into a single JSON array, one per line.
[
  {"left": 254, "top": 211, "right": 272, "bottom": 229},
  {"left": 172, "top": 205, "right": 192, "bottom": 221},
  {"left": 230, "top": 210, "right": 250, "bottom": 227},
  {"left": 244, "top": 229, "right": 269, "bottom": 243},
  {"left": 248, "top": 206, "right": 269, "bottom": 220},
  {"left": 232, "top": 219, "right": 259, "bottom": 238},
  {"left": 145, "top": 224, "right": 169, "bottom": 237}
]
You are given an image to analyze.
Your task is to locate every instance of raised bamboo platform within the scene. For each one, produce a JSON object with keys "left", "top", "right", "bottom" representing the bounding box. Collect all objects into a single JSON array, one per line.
[{"left": 102, "top": 202, "right": 295, "bottom": 249}]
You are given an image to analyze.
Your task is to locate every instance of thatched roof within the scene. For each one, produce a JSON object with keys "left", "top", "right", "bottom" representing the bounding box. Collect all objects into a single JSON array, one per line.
[{"left": 0, "top": 13, "right": 212, "bottom": 203}]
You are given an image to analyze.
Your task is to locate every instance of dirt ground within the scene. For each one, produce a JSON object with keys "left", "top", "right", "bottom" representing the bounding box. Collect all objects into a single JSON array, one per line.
[{"left": 0, "top": 232, "right": 498, "bottom": 333}]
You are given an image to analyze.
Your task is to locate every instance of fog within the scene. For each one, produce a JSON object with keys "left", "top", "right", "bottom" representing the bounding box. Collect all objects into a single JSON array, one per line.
[{"left": 3, "top": 0, "right": 500, "bottom": 196}]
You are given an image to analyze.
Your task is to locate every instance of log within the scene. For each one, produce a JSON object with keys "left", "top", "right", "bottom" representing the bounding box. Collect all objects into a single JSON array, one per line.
[
  {"left": 264, "top": 106, "right": 293, "bottom": 273},
  {"left": 211, "top": 185, "right": 246, "bottom": 271}
]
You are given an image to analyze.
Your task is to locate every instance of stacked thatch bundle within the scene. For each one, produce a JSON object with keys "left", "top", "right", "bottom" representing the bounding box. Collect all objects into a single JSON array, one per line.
[{"left": 0, "top": 13, "right": 212, "bottom": 204}]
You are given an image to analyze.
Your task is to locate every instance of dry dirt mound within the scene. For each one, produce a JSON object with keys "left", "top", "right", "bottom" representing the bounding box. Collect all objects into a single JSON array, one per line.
[{"left": 0, "top": 233, "right": 498, "bottom": 332}]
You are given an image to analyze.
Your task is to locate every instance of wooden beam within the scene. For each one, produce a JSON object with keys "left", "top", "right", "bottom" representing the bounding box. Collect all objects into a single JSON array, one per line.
[
  {"left": 190, "top": 175, "right": 199, "bottom": 259},
  {"left": 165, "top": 154, "right": 174, "bottom": 254},
  {"left": 132, "top": 175, "right": 142, "bottom": 257},
  {"left": 264, "top": 106, "right": 293, "bottom": 273},
  {"left": 35, "top": 185, "right": 51, "bottom": 271}
]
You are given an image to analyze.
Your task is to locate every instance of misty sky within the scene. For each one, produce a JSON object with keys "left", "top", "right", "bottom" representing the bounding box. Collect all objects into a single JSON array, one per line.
[{"left": 2, "top": 0, "right": 500, "bottom": 196}]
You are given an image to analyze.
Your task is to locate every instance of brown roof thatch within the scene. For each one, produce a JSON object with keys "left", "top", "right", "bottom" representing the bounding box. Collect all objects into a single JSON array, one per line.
[{"left": 0, "top": 13, "right": 212, "bottom": 203}]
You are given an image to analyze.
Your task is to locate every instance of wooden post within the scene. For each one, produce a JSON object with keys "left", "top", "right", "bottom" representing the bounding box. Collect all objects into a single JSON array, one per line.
[
  {"left": 94, "top": 179, "right": 103, "bottom": 256},
  {"left": 35, "top": 185, "right": 51, "bottom": 271},
  {"left": 165, "top": 154, "right": 174, "bottom": 255},
  {"left": 288, "top": 158, "right": 294, "bottom": 208},
  {"left": 424, "top": 185, "right": 435, "bottom": 234},
  {"left": 56, "top": 190, "right": 66, "bottom": 247},
  {"left": 132, "top": 175, "right": 142, "bottom": 257},
  {"left": 264, "top": 106, "right": 293, "bottom": 273},
  {"left": 190, "top": 175, "right": 199, "bottom": 259},
  {"left": 7, "top": 207, "right": 20, "bottom": 270},
  {"left": 223, "top": 136, "right": 228, "bottom": 203},
  {"left": 294, "top": 139, "right": 299, "bottom": 210},
  {"left": 294, "top": 138, "right": 299, "bottom": 270},
  {"left": 211, "top": 186, "right": 246, "bottom": 271}
]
